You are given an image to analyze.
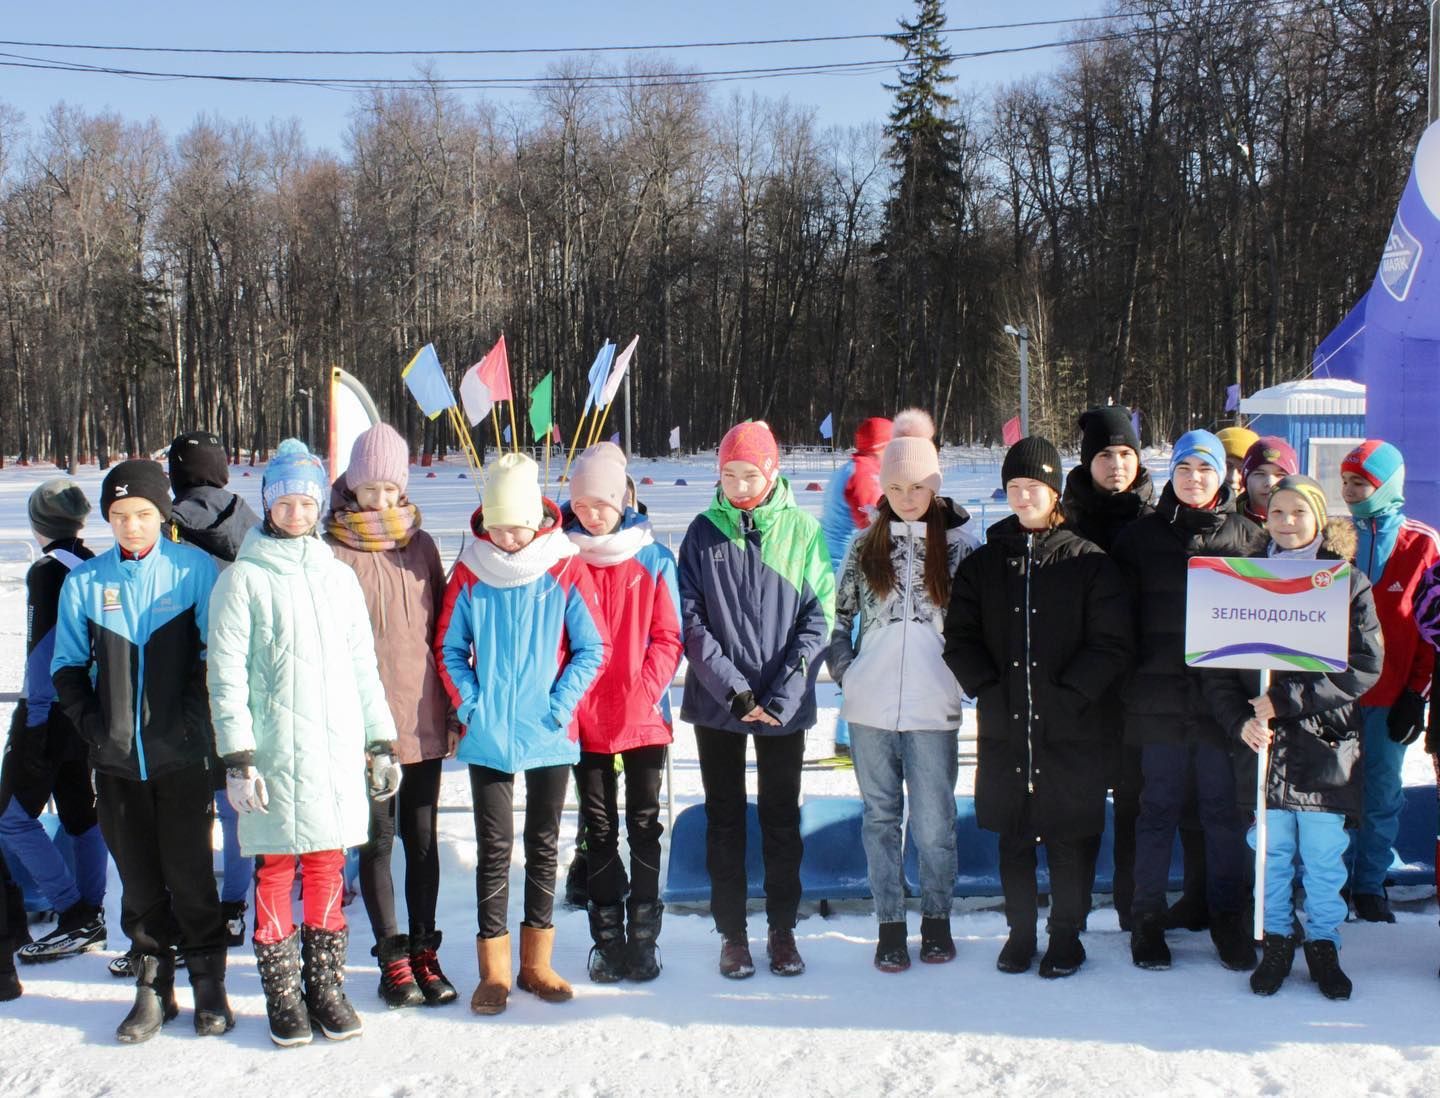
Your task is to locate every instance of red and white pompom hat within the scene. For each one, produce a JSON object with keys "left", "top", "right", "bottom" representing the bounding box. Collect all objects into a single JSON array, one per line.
[{"left": 880, "top": 409, "right": 941, "bottom": 493}]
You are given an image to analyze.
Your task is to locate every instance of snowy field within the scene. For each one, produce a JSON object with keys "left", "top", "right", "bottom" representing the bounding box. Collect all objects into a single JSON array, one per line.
[{"left": 0, "top": 448, "right": 1437, "bottom": 1098}]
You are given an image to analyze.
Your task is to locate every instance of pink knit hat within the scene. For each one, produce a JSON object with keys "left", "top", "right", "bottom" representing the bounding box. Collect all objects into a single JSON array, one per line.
[
  {"left": 718, "top": 421, "right": 779, "bottom": 479},
  {"left": 569, "top": 442, "right": 628, "bottom": 511},
  {"left": 347, "top": 423, "right": 410, "bottom": 492},
  {"left": 880, "top": 409, "right": 941, "bottom": 493}
]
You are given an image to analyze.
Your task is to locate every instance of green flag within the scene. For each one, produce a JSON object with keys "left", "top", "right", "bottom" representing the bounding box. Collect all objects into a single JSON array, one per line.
[{"left": 528, "top": 372, "right": 554, "bottom": 440}]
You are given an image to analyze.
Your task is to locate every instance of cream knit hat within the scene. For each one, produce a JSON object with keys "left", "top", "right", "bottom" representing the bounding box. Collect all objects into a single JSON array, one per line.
[{"left": 483, "top": 452, "right": 544, "bottom": 531}]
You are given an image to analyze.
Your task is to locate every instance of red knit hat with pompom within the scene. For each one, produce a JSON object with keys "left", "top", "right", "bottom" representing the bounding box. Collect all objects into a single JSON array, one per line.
[{"left": 880, "top": 409, "right": 941, "bottom": 493}]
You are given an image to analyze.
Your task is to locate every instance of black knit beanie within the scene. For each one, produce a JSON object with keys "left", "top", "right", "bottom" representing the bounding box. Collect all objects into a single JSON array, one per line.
[
  {"left": 1001, "top": 436, "right": 1063, "bottom": 495},
  {"left": 1078, "top": 406, "right": 1141, "bottom": 468},
  {"left": 168, "top": 431, "right": 230, "bottom": 495},
  {"left": 28, "top": 478, "right": 91, "bottom": 542},
  {"left": 101, "top": 460, "right": 173, "bottom": 522}
]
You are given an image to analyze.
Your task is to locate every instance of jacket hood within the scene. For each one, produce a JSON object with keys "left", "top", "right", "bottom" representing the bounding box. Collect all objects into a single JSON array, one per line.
[{"left": 235, "top": 525, "right": 333, "bottom": 576}]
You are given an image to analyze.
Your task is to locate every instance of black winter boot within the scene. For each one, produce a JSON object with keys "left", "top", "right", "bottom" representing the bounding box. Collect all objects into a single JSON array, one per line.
[
  {"left": 874, "top": 921, "right": 910, "bottom": 973},
  {"left": 301, "top": 925, "right": 363, "bottom": 1040},
  {"left": 1352, "top": 892, "right": 1395, "bottom": 924},
  {"left": 255, "top": 930, "right": 311, "bottom": 1047},
  {"left": 996, "top": 931, "right": 1037, "bottom": 974},
  {"left": 0, "top": 930, "right": 20, "bottom": 1002},
  {"left": 919, "top": 916, "right": 956, "bottom": 964},
  {"left": 1131, "top": 913, "right": 1171, "bottom": 971},
  {"left": 115, "top": 952, "right": 179, "bottom": 1044},
  {"left": 409, "top": 930, "right": 458, "bottom": 1006},
  {"left": 1250, "top": 932, "right": 1296, "bottom": 996},
  {"left": 625, "top": 898, "right": 664, "bottom": 982},
  {"left": 1303, "top": 940, "right": 1352, "bottom": 1001},
  {"left": 1039, "top": 927, "right": 1086, "bottom": 979},
  {"left": 586, "top": 903, "right": 628, "bottom": 984},
  {"left": 1211, "top": 912, "right": 1258, "bottom": 972},
  {"left": 373, "top": 934, "right": 425, "bottom": 1008},
  {"left": 185, "top": 947, "right": 235, "bottom": 1036}
]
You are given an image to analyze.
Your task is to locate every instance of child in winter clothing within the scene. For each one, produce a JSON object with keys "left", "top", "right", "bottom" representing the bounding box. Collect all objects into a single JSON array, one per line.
[
  {"left": 1216, "top": 427, "right": 1260, "bottom": 498},
  {"left": 1203, "top": 476, "right": 1382, "bottom": 1000},
  {"left": 563, "top": 442, "right": 683, "bottom": 984},
  {"left": 436, "top": 452, "right": 607, "bottom": 1016},
  {"left": 51, "top": 460, "right": 231, "bottom": 1043},
  {"left": 679, "top": 420, "right": 835, "bottom": 980},
  {"left": 168, "top": 431, "right": 260, "bottom": 949},
  {"left": 1112, "top": 431, "right": 1268, "bottom": 973},
  {"left": 207, "top": 439, "right": 399, "bottom": 1047},
  {"left": 325, "top": 423, "right": 459, "bottom": 1009},
  {"left": 831, "top": 410, "right": 977, "bottom": 971},
  {"left": 1339, "top": 440, "right": 1440, "bottom": 922},
  {"left": 944, "top": 437, "right": 1131, "bottom": 978},
  {"left": 1, "top": 479, "right": 109, "bottom": 964},
  {"left": 1238, "top": 436, "right": 1299, "bottom": 526}
]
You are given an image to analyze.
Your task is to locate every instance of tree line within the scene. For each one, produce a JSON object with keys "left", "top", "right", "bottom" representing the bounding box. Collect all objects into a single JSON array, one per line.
[{"left": 0, "top": 0, "right": 1426, "bottom": 470}]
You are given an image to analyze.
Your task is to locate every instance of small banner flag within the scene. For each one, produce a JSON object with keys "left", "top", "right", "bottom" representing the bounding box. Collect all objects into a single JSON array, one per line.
[
  {"left": 460, "top": 335, "right": 513, "bottom": 426},
  {"left": 582, "top": 342, "right": 616, "bottom": 414},
  {"left": 599, "top": 335, "right": 639, "bottom": 408},
  {"left": 1225, "top": 384, "right": 1241, "bottom": 412},
  {"left": 401, "top": 344, "right": 455, "bottom": 421},
  {"left": 669, "top": 426, "right": 681, "bottom": 451},
  {"left": 502, "top": 424, "right": 511, "bottom": 444},
  {"left": 609, "top": 432, "right": 621, "bottom": 446},
  {"left": 819, "top": 412, "right": 834, "bottom": 440},
  {"left": 1002, "top": 416, "right": 1022, "bottom": 447},
  {"left": 528, "top": 372, "right": 554, "bottom": 441}
]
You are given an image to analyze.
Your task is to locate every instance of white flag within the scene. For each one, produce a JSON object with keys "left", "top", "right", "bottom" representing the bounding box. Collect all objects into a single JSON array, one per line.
[
  {"left": 459, "top": 363, "right": 493, "bottom": 426},
  {"left": 598, "top": 335, "right": 639, "bottom": 408},
  {"left": 668, "top": 425, "right": 680, "bottom": 451}
]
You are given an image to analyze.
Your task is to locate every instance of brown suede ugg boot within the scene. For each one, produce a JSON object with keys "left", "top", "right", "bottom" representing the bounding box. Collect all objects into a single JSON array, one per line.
[
  {"left": 516, "top": 925, "right": 572, "bottom": 1003},
  {"left": 470, "top": 932, "right": 512, "bottom": 1016}
]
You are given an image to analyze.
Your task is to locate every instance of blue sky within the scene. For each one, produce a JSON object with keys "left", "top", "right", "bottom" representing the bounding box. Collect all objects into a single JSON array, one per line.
[{"left": 0, "top": 1, "right": 1099, "bottom": 149}]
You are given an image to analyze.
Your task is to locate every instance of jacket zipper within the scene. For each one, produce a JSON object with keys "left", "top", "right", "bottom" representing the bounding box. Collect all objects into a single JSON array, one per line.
[
  {"left": 303, "top": 548, "right": 340, "bottom": 823},
  {"left": 895, "top": 528, "right": 914, "bottom": 729},
  {"left": 1023, "top": 535, "right": 1035, "bottom": 795},
  {"left": 132, "top": 554, "right": 151, "bottom": 782}
]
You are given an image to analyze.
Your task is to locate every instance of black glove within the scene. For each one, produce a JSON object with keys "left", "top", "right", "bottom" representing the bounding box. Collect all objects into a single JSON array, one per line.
[
  {"left": 1387, "top": 689, "right": 1427, "bottom": 745},
  {"left": 728, "top": 690, "right": 758, "bottom": 721}
]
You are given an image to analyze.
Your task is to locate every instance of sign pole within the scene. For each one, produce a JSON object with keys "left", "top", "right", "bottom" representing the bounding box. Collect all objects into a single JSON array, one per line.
[{"left": 1254, "top": 668, "right": 1271, "bottom": 943}]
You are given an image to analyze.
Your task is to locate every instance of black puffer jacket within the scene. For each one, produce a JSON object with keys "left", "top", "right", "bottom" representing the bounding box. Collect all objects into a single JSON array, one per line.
[
  {"left": 1110, "top": 482, "right": 1268, "bottom": 748},
  {"left": 943, "top": 516, "right": 1133, "bottom": 839},
  {"left": 1201, "top": 524, "right": 1382, "bottom": 824},
  {"left": 1061, "top": 464, "right": 1156, "bottom": 553},
  {"left": 171, "top": 486, "right": 260, "bottom": 565}
]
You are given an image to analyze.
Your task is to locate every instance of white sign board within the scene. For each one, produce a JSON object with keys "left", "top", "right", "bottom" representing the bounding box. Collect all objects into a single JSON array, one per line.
[{"left": 1184, "top": 556, "right": 1351, "bottom": 672}]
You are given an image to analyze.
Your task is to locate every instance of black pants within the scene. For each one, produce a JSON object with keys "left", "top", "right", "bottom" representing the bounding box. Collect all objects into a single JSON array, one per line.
[
  {"left": 999, "top": 831, "right": 1088, "bottom": 937},
  {"left": 694, "top": 726, "right": 805, "bottom": 937},
  {"left": 95, "top": 764, "right": 225, "bottom": 957},
  {"left": 1078, "top": 746, "right": 1142, "bottom": 922},
  {"left": 575, "top": 746, "right": 667, "bottom": 907},
  {"left": 2, "top": 751, "right": 99, "bottom": 836},
  {"left": 358, "top": 757, "right": 444, "bottom": 941},
  {"left": 469, "top": 764, "right": 569, "bottom": 939}
]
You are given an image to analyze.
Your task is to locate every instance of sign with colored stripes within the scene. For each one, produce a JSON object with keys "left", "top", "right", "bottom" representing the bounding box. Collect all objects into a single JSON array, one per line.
[{"left": 1184, "top": 557, "right": 1351, "bottom": 672}]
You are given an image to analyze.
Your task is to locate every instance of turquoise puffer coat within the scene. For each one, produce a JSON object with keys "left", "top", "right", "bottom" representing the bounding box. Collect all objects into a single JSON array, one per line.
[{"left": 207, "top": 528, "right": 397, "bottom": 856}]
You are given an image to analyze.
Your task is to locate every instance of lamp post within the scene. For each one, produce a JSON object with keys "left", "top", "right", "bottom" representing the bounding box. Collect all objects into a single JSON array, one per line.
[
  {"left": 295, "top": 388, "right": 314, "bottom": 449},
  {"left": 1003, "top": 324, "right": 1030, "bottom": 438}
]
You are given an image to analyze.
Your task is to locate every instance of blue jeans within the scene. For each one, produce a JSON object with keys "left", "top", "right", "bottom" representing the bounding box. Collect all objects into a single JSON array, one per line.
[
  {"left": 1351, "top": 705, "right": 1406, "bottom": 896},
  {"left": 215, "top": 792, "right": 253, "bottom": 905},
  {"left": 850, "top": 725, "right": 959, "bottom": 922},
  {"left": 1250, "top": 809, "right": 1349, "bottom": 945}
]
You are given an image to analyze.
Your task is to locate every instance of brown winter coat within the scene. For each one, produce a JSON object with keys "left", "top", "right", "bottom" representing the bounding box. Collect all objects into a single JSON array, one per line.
[{"left": 327, "top": 527, "right": 452, "bottom": 764}]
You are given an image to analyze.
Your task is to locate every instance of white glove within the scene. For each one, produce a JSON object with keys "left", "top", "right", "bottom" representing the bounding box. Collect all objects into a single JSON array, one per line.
[
  {"left": 368, "top": 752, "right": 402, "bottom": 802},
  {"left": 226, "top": 766, "right": 269, "bottom": 815}
]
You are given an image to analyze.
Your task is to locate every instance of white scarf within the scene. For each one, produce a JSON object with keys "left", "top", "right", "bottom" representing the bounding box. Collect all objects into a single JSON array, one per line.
[
  {"left": 460, "top": 528, "right": 579, "bottom": 589},
  {"left": 568, "top": 520, "right": 654, "bottom": 568}
]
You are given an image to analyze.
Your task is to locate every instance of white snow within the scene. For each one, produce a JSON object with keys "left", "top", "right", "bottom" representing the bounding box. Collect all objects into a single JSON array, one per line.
[{"left": 0, "top": 450, "right": 1436, "bottom": 1097}]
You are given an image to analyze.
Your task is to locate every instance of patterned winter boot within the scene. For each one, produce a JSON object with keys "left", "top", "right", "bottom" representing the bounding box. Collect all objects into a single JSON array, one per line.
[{"left": 301, "top": 925, "right": 363, "bottom": 1039}]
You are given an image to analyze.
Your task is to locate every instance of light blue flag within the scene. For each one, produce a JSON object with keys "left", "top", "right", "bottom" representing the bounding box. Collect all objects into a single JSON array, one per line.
[
  {"left": 503, "top": 424, "right": 512, "bottom": 444},
  {"left": 819, "top": 412, "right": 834, "bottom": 440},
  {"left": 582, "top": 342, "right": 616, "bottom": 415},
  {"left": 401, "top": 344, "right": 455, "bottom": 421}
]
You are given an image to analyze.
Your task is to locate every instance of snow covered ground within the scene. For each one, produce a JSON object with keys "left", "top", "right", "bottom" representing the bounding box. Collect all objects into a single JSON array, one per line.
[{"left": 0, "top": 450, "right": 1437, "bottom": 1097}]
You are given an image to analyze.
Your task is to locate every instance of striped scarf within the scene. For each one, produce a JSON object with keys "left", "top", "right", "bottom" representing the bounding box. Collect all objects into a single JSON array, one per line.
[{"left": 326, "top": 502, "right": 422, "bottom": 552}]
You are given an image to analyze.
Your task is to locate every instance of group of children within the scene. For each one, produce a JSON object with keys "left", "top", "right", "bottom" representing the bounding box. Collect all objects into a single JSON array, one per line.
[{"left": 0, "top": 409, "right": 1435, "bottom": 1047}]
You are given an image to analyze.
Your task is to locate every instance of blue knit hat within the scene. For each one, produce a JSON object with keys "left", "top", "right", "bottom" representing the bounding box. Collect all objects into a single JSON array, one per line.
[
  {"left": 1342, "top": 439, "right": 1405, "bottom": 518},
  {"left": 263, "top": 439, "right": 328, "bottom": 512},
  {"left": 1169, "top": 429, "right": 1226, "bottom": 481}
]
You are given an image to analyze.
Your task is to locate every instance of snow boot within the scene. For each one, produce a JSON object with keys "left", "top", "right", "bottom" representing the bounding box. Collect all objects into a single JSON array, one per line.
[
  {"left": 919, "top": 916, "right": 956, "bottom": 964},
  {"left": 1303, "top": 939, "right": 1352, "bottom": 1001},
  {"left": 1249, "top": 932, "right": 1295, "bottom": 996},
  {"left": 517, "top": 924, "right": 573, "bottom": 1003},
  {"left": 586, "top": 902, "right": 628, "bottom": 984},
  {"left": 1130, "top": 913, "right": 1171, "bottom": 971},
  {"left": 1352, "top": 892, "right": 1395, "bottom": 924},
  {"left": 767, "top": 928, "right": 805, "bottom": 976},
  {"left": 373, "top": 934, "right": 424, "bottom": 1008},
  {"left": 301, "top": 924, "right": 363, "bottom": 1040},
  {"left": 470, "top": 932, "right": 512, "bottom": 1016},
  {"left": 874, "top": 921, "right": 910, "bottom": 973},
  {"left": 220, "top": 900, "right": 247, "bottom": 948},
  {"left": 185, "top": 947, "right": 235, "bottom": 1036},
  {"left": 1211, "top": 911, "right": 1257, "bottom": 971},
  {"left": 255, "top": 929, "right": 311, "bottom": 1047},
  {"left": 719, "top": 933, "right": 755, "bottom": 979},
  {"left": 563, "top": 850, "right": 589, "bottom": 910},
  {"left": 410, "top": 930, "right": 457, "bottom": 1006},
  {"left": 17, "top": 900, "right": 105, "bottom": 963},
  {"left": 1039, "top": 927, "right": 1086, "bottom": 979},
  {"left": 115, "top": 951, "right": 179, "bottom": 1044},
  {"left": 996, "top": 931, "right": 1037, "bottom": 974},
  {"left": 625, "top": 898, "right": 664, "bottom": 982},
  {"left": 0, "top": 928, "right": 20, "bottom": 1002}
]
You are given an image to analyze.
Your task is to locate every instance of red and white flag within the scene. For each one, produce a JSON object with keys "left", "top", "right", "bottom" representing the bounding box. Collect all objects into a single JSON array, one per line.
[{"left": 460, "top": 335, "right": 514, "bottom": 426}]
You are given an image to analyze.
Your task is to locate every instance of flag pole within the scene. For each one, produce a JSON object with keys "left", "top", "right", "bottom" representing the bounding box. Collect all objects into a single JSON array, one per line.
[
  {"left": 544, "top": 426, "right": 553, "bottom": 493},
  {"left": 446, "top": 406, "right": 485, "bottom": 498},
  {"left": 489, "top": 407, "right": 504, "bottom": 455},
  {"left": 562, "top": 404, "right": 595, "bottom": 483},
  {"left": 590, "top": 398, "right": 618, "bottom": 448},
  {"left": 507, "top": 399, "right": 521, "bottom": 456}
]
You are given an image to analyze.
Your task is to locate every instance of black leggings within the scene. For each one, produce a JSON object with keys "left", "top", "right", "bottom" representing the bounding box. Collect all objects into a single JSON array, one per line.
[
  {"left": 575, "top": 746, "right": 667, "bottom": 907},
  {"left": 469, "top": 764, "right": 569, "bottom": 939},
  {"left": 357, "top": 758, "right": 444, "bottom": 942}
]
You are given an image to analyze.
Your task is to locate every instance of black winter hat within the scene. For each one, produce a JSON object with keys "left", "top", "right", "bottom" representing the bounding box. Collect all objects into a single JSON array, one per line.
[
  {"left": 1001, "top": 436, "right": 1063, "bottom": 495},
  {"left": 28, "top": 478, "right": 91, "bottom": 542},
  {"left": 168, "top": 431, "right": 229, "bottom": 495},
  {"left": 101, "top": 460, "right": 173, "bottom": 522},
  {"left": 1078, "top": 406, "right": 1141, "bottom": 467}
]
